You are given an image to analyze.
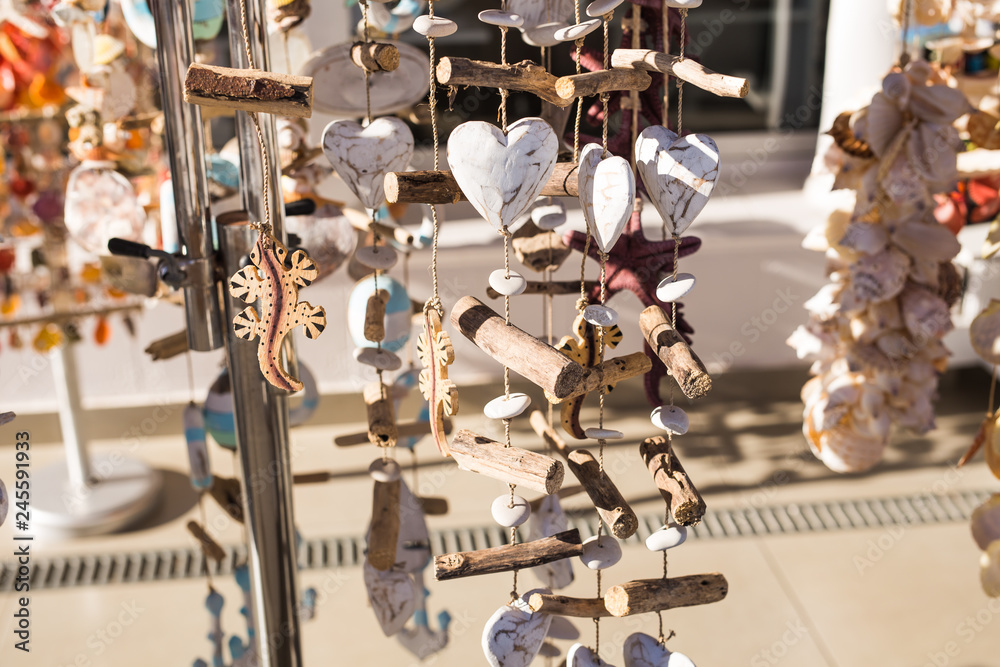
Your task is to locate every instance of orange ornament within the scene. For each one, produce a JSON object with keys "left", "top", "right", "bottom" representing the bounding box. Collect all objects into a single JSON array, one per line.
[{"left": 94, "top": 316, "right": 110, "bottom": 345}]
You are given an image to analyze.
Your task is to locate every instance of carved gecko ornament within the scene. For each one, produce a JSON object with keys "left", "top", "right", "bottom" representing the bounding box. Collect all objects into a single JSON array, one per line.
[
  {"left": 555, "top": 311, "right": 623, "bottom": 439},
  {"left": 229, "top": 234, "right": 326, "bottom": 392},
  {"left": 418, "top": 308, "right": 458, "bottom": 456}
]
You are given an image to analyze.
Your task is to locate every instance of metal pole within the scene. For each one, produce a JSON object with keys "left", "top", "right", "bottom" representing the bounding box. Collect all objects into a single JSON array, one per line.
[
  {"left": 149, "top": 0, "right": 225, "bottom": 352},
  {"left": 217, "top": 217, "right": 301, "bottom": 667},
  {"left": 50, "top": 343, "right": 90, "bottom": 489}
]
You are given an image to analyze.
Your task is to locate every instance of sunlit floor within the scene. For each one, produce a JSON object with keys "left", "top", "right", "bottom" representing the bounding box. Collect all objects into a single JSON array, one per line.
[{"left": 0, "top": 366, "right": 997, "bottom": 667}]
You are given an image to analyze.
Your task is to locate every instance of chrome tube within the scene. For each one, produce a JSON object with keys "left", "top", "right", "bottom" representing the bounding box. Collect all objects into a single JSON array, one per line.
[{"left": 149, "top": 0, "right": 225, "bottom": 352}]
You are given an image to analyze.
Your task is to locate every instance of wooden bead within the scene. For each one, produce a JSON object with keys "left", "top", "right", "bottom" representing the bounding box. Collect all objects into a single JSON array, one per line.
[
  {"left": 413, "top": 15, "right": 458, "bottom": 37},
  {"left": 479, "top": 9, "right": 524, "bottom": 27},
  {"left": 355, "top": 245, "right": 398, "bottom": 271},
  {"left": 355, "top": 347, "right": 403, "bottom": 371},
  {"left": 484, "top": 392, "right": 532, "bottom": 420},
  {"left": 655, "top": 272, "right": 696, "bottom": 302},
  {"left": 364, "top": 289, "right": 389, "bottom": 343},
  {"left": 350, "top": 42, "right": 400, "bottom": 73},
  {"left": 364, "top": 382, "right": 398, "bottom": 447},
  {"left": 650, "top": 405, "right": 688, "bottom": 435},
  {"left": 586, "top": 0, "right": 624, "bottom": 17},
  {"left": 555, "top": 19, "right": 601, "bottom": 41},
  {"left": 645, "top": 524, "right": 688, "bottom": 551},
  {"left": 580, "top": 534, "right": 621, "bottom": 570},
  {"left": 489, "top": 269, "right": 528, "bottom": 296},
  {"left": 583, "top": 304, "right": 618, "bottom": 328},
  {"left": 492, "top": 494, "right": 531, "bottom": 527},
  {"left": 584, "top": 427, "right": 623, "bottom": 440},
  {"left": 369, "top": 458, "right": 402, "bottom": 482}
]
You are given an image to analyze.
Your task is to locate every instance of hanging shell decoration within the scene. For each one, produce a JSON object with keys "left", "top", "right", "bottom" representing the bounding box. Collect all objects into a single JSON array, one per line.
[{"left": 788, "top": 61, "right": 970, "bottom": 473}]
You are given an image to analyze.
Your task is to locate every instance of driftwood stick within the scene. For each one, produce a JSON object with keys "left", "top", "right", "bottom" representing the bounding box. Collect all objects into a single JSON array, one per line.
[
  {"left": 368, "top": 480, "right": 401, "bottom": 571},
  {"left": 385, "top": 162, "right": 580, "bottom": 205},
  {"left": 528, "top": 411, "right": 637, "bottom": 539},
  {"left": 187, "top": 521, "right": 226, "bottom": 562},
  {"left": 487, "top": 280, "right": 599, "bottom": 299},
  {"left": 364, "top": 289, "right": 388, "bottom": 343},
  {"left": 555, "top": 69, "right": 652, "bottom": 100},
  {"left": 293, "top": 471, "right": 332, "bottom": 484},
  {"left": 434, "top": 529, "right": 582, "bottom": 581},
  {"left": 436, "top": 57, "right": 572, "bottom": 108},
  {"left": 611, "top": 49, "right": 749, "bottom": 99},
  {"left": 363, "top": 382, "right": 397, "bottom": 447},
  {"left": 640, "top": 305, "right": 712, "bottom": 400},
  {"left": 351, "top": 41, "right": 400, "bottom": 72},
  {"left": 640, "top": 436, "right": 706, "bottom": 526},
  {"left": 145, "top": 330, "right": 189, "bottom": 361},
  {"left": 334, "top": 419, "right": 451, "bottom": 447},
  {"left": 184, "top": 63, "right": 313, "bottom": 118},
  {"left": 451, "top": 296, "right": 598, "bottom": 400},
  {"left": 528, "top": 593, "right": 612, "bottom": 618},
  {"left": 547, "top": 352, "right": 652, "bottom": 403},
  {"left": 604, "top": 574, "right": 729, "bottom": 617},
  {"left": 449, "top": 429, "right": 564, "bottom": 495},
  {"left": 417, "top": 496, "right": 449, "bottom": 515}
]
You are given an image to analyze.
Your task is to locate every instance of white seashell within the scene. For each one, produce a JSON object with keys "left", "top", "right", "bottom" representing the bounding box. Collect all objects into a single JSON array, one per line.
[
  {"left": 508, "top": 0, "right": 576, "bottom": 29},
  {"left": 655, "top": 273, "right": 696, "bottom": 302},
  {"left": 364, "top": 560, "right": 420, "bottom": 636},
  {"left": 900, "top": 284, "right": 952, "bottom": 340},
  {"left": 908, "top": 80, "right": 973, "bottom": 126},
  {"left": 484, "top": 393, "right": 532, "bottom": 420},
  {"left": 583, "top": 304, "right": 618, "bottom": 328},
  {"left": 522, "top": 22, "right": 568, "bottom": 47},
  {"left": 529, "top": 495, "right": 574, "bottom": 589},
  {"left": 578, "top": 143, "right": 635, "bottom": 253},
  {"left": 531, "top": 199, "right": 567, "bottom": 230},
  {"left": 848, "top": 247, "right": 910, "bottom": 304},
  {"left": 623, "top": 632, "right": 697, "bottom": 667},
  {"left": 981, "top": 540, "right": 1000, "bottom": 597},
  {"left": 586, "top": 0, "right": 625, "bottom": 18},
  {"left": 555, "top": 19, "right": 602, "bottom": 41},
  {"left": 492, "top": 494, "right": 532, "bottom": 527},
  {"left": 584, "top": 427, "right": 623, "bottom": 440},
  {"left": 650, "top": 405, "right": 688, "bottom": 435},
  {"left": 322, "top": 117, "right": 414, "bottom": 210},
  {"left": 972, "top": 494, "right": 1000, "bottom": 551},
  {"left": 891, "top": 221, "right": 960, "bottom": 261},
  {"left": 448, "top": 119, "right": 558, "bottom": 233},
  {"left": 547, "top": 617, "right": 579, "bottom": 640},
  {"left": 369, "top": 459, "right": 402, "bottom": 482},
  {"left": 580, "top": 534, "right": 622, "bottom": 570},
  {"left": 645, "top": 524, "right": 688, "bottom": 551},
  {"left": 490, "top": 269, "right": 528, "bottom": 296},
  {"left": 413, "top": 15, "right": 458, "bottom": 37},
  {"left": 479, "top": 9, "right": 524, "bottom": 27},
  {"left": 862, "top": 93, "right": 904, "bottom": 158},
  {"left": 663, "top": 0, "right": 702, "bottom": 6},
  {"left": 568, "top": 642, "right": 616, "bottom": 667},
  {"left": 355, "top": 244, "right": 399, "bottom": 270},
  {"left": 483, "top": 590, "right": 553, "bottom": 667},
  {"left": 355, "top": 347, "right": 403, "bottom": 371},
  {"left": 838, "top": 222, "right": 888, "bottom": 256},
  {"left": 971, "top": 300, "right": 1000, "bottom": 365}
]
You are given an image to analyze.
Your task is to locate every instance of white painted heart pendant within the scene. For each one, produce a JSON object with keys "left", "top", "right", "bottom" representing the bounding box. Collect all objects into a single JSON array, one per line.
[
  {"left": 623, "top": 632, "right": 697, "bottom": 667},
  {"left": 635, "top": 126, "right": 719, "bottom": 236},
  {"left": 448, "top": 118, "right": 558, "bottom": 232},
  {"left": 322, "top": 117, "right": 414, "bottom": 210},
  {"left": 482, "top": 588, "right": 553, "bottom": 667},
  {"left": 568, "top": 642, "right": 617, "bottom": 667},
  {"left": 363, "top": 560, "right": 419, "bottom": 637},
  {"left": 578, "top": 143, "right": 635, "bottom": 253}
]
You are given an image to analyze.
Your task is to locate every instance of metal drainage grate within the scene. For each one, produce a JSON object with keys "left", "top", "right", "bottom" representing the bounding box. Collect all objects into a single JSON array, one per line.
[{"left": 0, "top": 489, "right": 990, "bottom": 592}]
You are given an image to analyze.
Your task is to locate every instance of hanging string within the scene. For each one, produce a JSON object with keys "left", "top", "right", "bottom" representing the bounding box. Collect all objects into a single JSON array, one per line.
[
  {"left": 573, "top": 0, "right": 583, "bottom": 160},
  {"left": 361, "top": 0, "right": 373, "bottom": 124},
  {"left": 424, "top": 0, "right": 444, "bottom": 317},
  {"left": 676, "top": 9, "right": 687, "bottom": 135},
  {"left": 630, "top": 4, "right": 641, "bottom": 175},
  {"left": 237, "top": 0, "right": 273, "bottom": 241},
  {"left": 899, "top": 0, "right": 913, "bottom": 67},
  {"left": 600, "top": 13, "right": 611, "bottom": 155},
  {"left": 499, "top": 0, "right": 510, "bottom": 132},
  {"left": 659, "top": 3, "right": 669, "bottom": 241}
]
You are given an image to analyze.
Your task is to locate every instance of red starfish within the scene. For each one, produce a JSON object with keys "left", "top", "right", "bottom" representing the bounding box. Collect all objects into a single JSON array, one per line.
[{"left": 563, "top": 209, "right": 701, "bottom": 405}]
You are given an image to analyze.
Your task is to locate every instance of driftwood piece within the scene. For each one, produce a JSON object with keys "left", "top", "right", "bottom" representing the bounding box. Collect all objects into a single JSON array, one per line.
[
  {"left": 528, "top": 593, "right": 612, "bottom": 618},
  {"left": 449, "top": 429, "right": 564, "bottom": 495},
  {"left": 293, "top": 471, "right": 332, "bottom": 484},
  {"left": 144, "top": 330, "right": 189, "bottom": 361},
  {"left": 417, "top": 496, "right": 449, "bottom": 515},
  {"left": 364, "top": 382, "right": 397, "bottom": 447},
  {"left": 351, "top": 41, "right": 400, "bottom": 72},
  {"left": 555, "top": 69, "right": 652, "bottom": 100},
  {"left": 547, "top": 352, "right": 652, "bottom": 404},
  {"left": 639, "top": 305, "right": 711, "bottom": 400},
  {"left": 511, "top": 228, "right": 572, "bottom": 274},
  {"left": 529, "top": 411, "right": 637, "bottom": 539},
  {"left": 209, "top": 476, "right": 244, "bottom": 523},
  {"left": 384, "top": 162, "right": 580, "bottom": 205},
  {"left": 603, "top": 574, "right": 729, "bottom": 617},
  {"left": 184, "top": 63, "right": 313, "bottom": 118},
  {"left": 334, "top": 419, "right": 451, "bottom": 447},
  {"left": 451, "top": 296, "right": 597, "bottom": 400},
  {"left": 368, "top": 480, "right": 401, "bottom": 571},
  {"left": 364, "top": 289, "right": 389, "bottom": 343},
  {"left": 186, "top": 521, "right": 226, "bottom": 562},
  {"left": 436, "top": 57, "right": 572, "bottom": 108},
  {"left": 611, "top": 49, "right": 749, "bottom": 99},
  {"left": 434, "top": 529, "right": 583, "bottom": 581},
  {"left": 487, "top": 280, "right": 598, "bottom": 300},
  {"left": 640, "top": 436, "right": 706, "bottom": 526}
]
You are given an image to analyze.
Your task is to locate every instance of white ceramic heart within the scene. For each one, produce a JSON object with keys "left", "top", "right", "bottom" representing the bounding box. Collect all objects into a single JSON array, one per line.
[
  {"left": 482, "top": 588, "right": 553, "bottom": 667},
  {"left": 635, "top": 126, "right": 719, "bottom": 236},
  {"left": 568, "top": 642, "right": 616, "bottom": 667},
  {"left": 529, "top": 494, "right": 574, "bottom": 589},
  {"left": 322, "top": 117, "right": 414, "bottom": 210},
  {"left": 623, "top": 633, "right": 696, "bottom": 667},
  {"left": 578, "top": 143, "right": 635, "bottom": 253},
  {"left": 448, "top": 118, "right": 558, "bottom": 233},
  {"left": 363, "top": 560, "right": 419, "bottom": 637}
]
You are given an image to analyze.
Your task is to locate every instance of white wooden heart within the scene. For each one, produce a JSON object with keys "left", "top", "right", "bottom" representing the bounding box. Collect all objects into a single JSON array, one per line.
[
  {"left": 448, "top": 118, "right": 558, "bottom": 233},
  {"left": 322, "top": 117, "right": 414, "bottom": 210},
  {"left": 363, "top": 560, "right": 419, "bottom": 637},
  {"left": 623, "top": 633, "right": 696, "bottom": 667},
  {"left": 568, "top": 642, "right": 617, "bottom": 667},
  {"left": 529, "top": 494, "right": 574, "bottom": 589},
  {"left": 635, "top": 126, "right": 719, "bottom": 237},
  {"left": 578, "top": 143, "right": 635, "bottom": 253},
  {"left": 482, "top": 588, "right": 553, "bottom": 667}
]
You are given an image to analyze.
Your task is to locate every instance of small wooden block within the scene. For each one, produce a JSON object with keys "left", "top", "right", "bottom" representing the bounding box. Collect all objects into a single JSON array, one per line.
[
  {"left": 640, "top": 436, "right": 706, "bottom": 525},
  {"left": 364, "top": 382, "right": 398, "bottom": 447},
  {"left": 639, "top": 305, "right": 711, "bottom": 400},
  {"left": 611, "top": 48, "right": 749, "bottom": 99},
  {"left": 603, "top": 574, "right": 728, "bottom": 617},
  {"left": 436, "top": 57, "right": 572, "bottom": 108},
  {"left": 417, "top": 496, "right": 449, "bottom": 515},
  {"left": 144, "top": 330, "right": 189, "bottom": 361},
  {"left": 351, "top": 41, "right": 400, "bottom": 72},
  {"left": 434, "top": 529, "right": 583, "bottom": 581},
  {"left": 364, "top": 289, "right": 389, "bottom": 343},
  {"left": 385, "top": 162, "right": 580, "bottom": 205},
  {"left": 368, "top": 479, "right": 402, "bottom": 571},
  {"left": 555, "top": 69, "right": 651, "bottom": 100},
  {"left": 450, "top": 429, "right": 564, "bottom": 495},
  {"left": 184, "top": 63, "right": 313, "bottom": 118},
  {"left": 528, "top": 593, "right": 612, "bottom": 618}
]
